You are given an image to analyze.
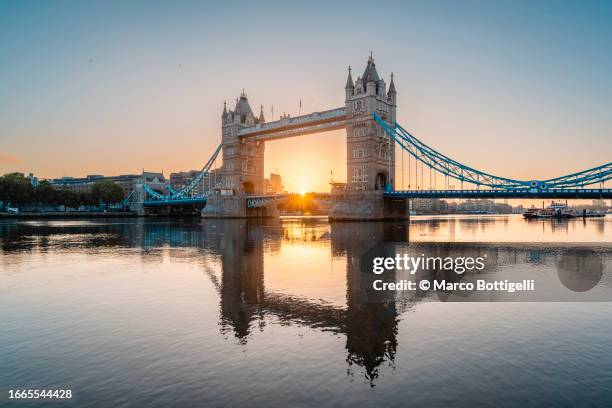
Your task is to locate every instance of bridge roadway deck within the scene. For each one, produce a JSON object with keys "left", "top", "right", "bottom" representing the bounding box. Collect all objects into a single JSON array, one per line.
[
  {"left": 384, "top": 188, "right": 612, "bottom": 199},
  {"left": 143, "top": 189, "right": 611, "bottom": 207},
  {"left": 143, "top": 197, "right": 207, "bottom": 207}
]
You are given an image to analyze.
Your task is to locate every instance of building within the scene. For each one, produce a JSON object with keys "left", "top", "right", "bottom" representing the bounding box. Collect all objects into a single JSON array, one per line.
[
  {"left": 169, "top": 168, "right": 222, "bottom": 196},
  {"left": 262, "top": 173, "right": 285, "bottom": 195},
  {"left": 26, "top": 173, "right": 39, "bottom": 187},
  {"left": 170, "top": 170, "right": 200, "bottom": 193},
  {"left": 592, "top": 199, "right": 607, "bottom": 210},
  {"left": 330, "top": 182, "right": 347, "bottom": 194},
  {"left": 412, "top": 198, "right": 448, "bottom": 212},
  {"left": 269, "top": 173, "right": 283, "bottom": 193},
  {"left": 454, "top": 199, "right": 512, "bottom": 214},
  {"left": 49, "top": 171, "right": 165, "bottom": 196}
]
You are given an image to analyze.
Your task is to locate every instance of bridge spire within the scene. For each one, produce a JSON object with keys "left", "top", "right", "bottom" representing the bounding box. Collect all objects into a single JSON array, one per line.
[
  {"left": 388, "top": 72, "right": 396, "bottom": 95},
  {"left": 345, "top": 66, "right": 354, "bottom": 89},
  {"left": 259, "top": 104, "right": 265, "bottom": 123},
  {"left": 362, "top": 53, "right": 380, "bottom": 84}
]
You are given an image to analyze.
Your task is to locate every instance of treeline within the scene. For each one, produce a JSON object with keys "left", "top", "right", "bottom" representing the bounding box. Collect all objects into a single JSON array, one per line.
[{"left": 0, "top": 173, "right": 125, "bottom": 210}]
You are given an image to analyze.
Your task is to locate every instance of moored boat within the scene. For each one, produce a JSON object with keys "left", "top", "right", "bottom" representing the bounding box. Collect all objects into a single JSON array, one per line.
[{"left": 523, "top": 202, "right": 606, "bottom": 219}]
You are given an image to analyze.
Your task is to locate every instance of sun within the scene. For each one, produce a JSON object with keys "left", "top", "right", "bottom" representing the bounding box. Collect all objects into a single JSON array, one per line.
[{"left": 299, "top": 189, "right": 306, "bottom": 196}]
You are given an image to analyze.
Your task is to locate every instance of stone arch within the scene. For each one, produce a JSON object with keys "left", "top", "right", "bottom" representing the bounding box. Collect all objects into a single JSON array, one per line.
[
  {"left": 242, "top": 181, "right": 255, "bottom": 195},
  {"left": 375, "top": 172, "right": 387, "bottom": 190}
]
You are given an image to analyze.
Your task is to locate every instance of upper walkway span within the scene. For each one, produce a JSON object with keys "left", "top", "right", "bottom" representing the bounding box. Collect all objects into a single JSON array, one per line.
[{"left": 238, "top": 107, "right": 346, "bottom": 141}]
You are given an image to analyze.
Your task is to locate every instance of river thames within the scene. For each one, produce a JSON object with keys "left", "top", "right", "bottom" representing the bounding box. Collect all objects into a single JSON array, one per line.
[{"left": 1, "top": 215, "right": 612, "bottom": 407}]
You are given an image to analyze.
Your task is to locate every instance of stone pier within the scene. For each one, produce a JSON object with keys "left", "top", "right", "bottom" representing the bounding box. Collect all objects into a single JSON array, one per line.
[
  {"left": 201, "top": 195, "right": 279, "bottom": 219},
  {"left": 329, "top": 191, "right": 409, "bottom": 221}
]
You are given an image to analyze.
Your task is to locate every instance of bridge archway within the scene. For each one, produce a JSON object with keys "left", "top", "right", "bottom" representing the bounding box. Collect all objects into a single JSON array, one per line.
[
  {"left": 242, "top": 181, "right": 255, "bottom": 195},
  {"left": 375, "top": 172, "right": 387, "bottom": 190}
]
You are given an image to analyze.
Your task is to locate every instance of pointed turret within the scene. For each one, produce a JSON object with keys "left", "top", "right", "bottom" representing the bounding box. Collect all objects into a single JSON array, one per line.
[
  {"left": 233, "top": 90, "right": 254, "bottom": 125},
  {"left": 345, "top": 66, "right": 354, "bottom": 100},
  {"left": 222, "top": 100, "right": 228, "bottom": 118},
  {"left": 362, "top": 53, "right": 380, "bottom": 84},
  {"left": 234, "top": 90, "right": 253, "bottom": 115},
  {"left": 345, "top": 66, "right": 354, "bottom": 89},
  {"left": 258, "top": 104, "right": 265, "bottom": 123},
  {"left": 388, "top": 73, "right": 396, "bottom": 95}
]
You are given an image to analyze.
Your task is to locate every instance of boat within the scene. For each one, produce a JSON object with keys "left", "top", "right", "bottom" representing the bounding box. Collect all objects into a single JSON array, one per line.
[{"left": 523, "top": 202, "right": 606, "bottom": 219}]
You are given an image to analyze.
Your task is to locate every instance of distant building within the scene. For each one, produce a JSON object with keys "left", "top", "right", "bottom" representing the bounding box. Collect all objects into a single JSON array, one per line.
[
  {"left": 330, "top": 182, "right": 347, "bottom": 194},
  {"left": 26, "top": 173, "right": 39, "bottom": 187},
  {"left": 455, "top": 199, "right": 512, "bottom": 214},
  {"left": 261, "top": 173, "right": 285, "bottom": 195},
  {"left": 269, "top": 173, "right": 284, "bottom": 193},
  {"left": 170, "top": 170, "right": 199, "bottom": 192},
  {"left": 169, "top": 168, "right": 221, "bottom": 196},
  {"left": 264, "top": 178, "right": 273, "bottom": 194},
  {"left": 592, "top": 199, "right": 607, "bottom": 209},
  {"left": 49, "top": 171, "right": 165, "bottom": 196},
  {"left": 412, "top": 199, "right": 448, "bottom": 212}
]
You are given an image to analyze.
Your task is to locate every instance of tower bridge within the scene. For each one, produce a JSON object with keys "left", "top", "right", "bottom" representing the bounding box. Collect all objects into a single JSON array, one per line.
[{"left": 133, "top": 55, "right": 612, "bottom": 219}]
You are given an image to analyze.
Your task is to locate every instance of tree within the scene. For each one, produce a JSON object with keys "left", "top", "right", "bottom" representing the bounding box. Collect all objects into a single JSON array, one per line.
[
  {"left": 1, "top": 173, "right": 34, "bottom": 209},
  {"left": 34, "top": 180, "right": 58, "bottom": 208},
  {"left": 58, "top": 190, "right": 80, "bottom": 210},
  {"left": 91, "top": 180, "right": 124, "bottom": 210},
  {"left": 79, "top": 191, "right": 96, "bottom": 210},
  {"left": 0, "top": 175, "right": 5, "bottom": 206}
]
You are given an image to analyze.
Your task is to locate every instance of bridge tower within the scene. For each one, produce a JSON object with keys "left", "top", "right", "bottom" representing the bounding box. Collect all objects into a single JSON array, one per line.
[
  {"left": 330, "top": 55, "right": 407, "bottom": 220},
  {"left": 220, "top": 92, "right": 266, "bottom": 195},
  {"left": 345, "top": 55, "right": 396, "bottom": 191}
]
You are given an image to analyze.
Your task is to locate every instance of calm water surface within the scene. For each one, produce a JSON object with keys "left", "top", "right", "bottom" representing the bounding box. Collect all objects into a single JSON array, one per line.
[{"left": 1, "top": 215, "right": 611, "bottom": 407}]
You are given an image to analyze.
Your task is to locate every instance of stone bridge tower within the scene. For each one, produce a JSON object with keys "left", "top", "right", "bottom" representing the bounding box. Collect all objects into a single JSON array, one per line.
[
  {"left": 220, "top": 92, "right": 266, "bottom": 195},
  {"left": 344, "top": 55, "right": 397, "bottom": 191}
]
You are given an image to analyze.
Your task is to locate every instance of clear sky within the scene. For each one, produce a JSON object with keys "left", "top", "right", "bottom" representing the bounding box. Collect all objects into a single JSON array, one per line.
[{"left": 1, "top": 0, "right": 611, "bottom": 192}]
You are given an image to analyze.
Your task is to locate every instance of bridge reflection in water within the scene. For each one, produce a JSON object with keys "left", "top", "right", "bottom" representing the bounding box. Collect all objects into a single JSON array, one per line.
[
  {"left": 0, "top": 217, "right": 610, "bottom": 386},
  {"left": 196, "top": 219, "right": 405, "bottom": 384}
]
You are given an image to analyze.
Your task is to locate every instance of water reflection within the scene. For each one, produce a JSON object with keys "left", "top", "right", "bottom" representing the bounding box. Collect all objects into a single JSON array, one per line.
[{"left": 0, "top": 216, "right": 611, "bottom": 387}]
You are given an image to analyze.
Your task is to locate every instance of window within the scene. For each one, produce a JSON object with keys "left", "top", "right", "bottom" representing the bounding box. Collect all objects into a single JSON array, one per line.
[
  {"left": 351, "top": 165, "right": 368, "bottom": 183},
  {"left": 352, "top": 126, "right": 366, "bottom": 138},
  {"left": 352, "top": 148, "right": 367, "bottom": 159},
  {"left": 379, "top": 147, "right": 391, "bottom": 160},
  {"left": 377, "top": 102, "right": 389, "bottom": 113}
]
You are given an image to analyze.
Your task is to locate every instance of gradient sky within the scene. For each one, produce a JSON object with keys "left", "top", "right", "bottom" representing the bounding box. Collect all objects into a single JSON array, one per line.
[{"left": 1, "top": 0, "right": 611, "bottom": 192}]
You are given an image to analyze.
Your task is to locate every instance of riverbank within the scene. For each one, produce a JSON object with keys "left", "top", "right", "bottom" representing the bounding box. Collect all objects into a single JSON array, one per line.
[{"left": 0, "top": 211, "right": 137, "bottom": 218}]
